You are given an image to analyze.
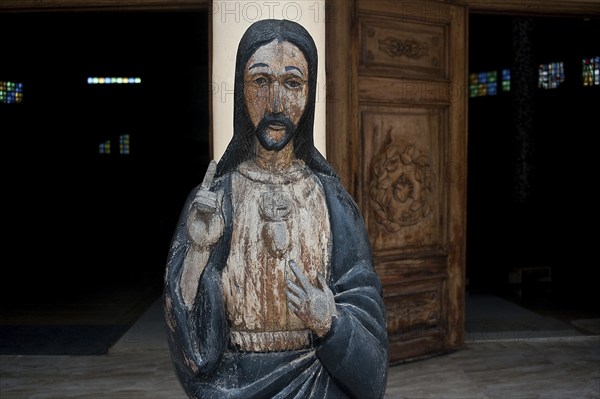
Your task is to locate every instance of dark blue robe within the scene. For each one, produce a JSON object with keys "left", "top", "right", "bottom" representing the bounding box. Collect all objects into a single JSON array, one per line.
[{"left": 164, "top": 170, "right": 389, "bottom": 399}]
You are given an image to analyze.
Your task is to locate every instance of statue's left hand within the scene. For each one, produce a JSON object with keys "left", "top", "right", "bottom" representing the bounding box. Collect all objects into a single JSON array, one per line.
[{"left": 286, "top": 260, "right": 338, "bottom": 337}]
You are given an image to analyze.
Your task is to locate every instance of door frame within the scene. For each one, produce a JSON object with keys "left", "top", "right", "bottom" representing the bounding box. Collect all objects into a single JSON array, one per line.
[
  {"left": 323, "top": 0, "right": 598, "bottom": 360},
  {"left": 2, "top": 0, "right": 597, "bottom": 14}
]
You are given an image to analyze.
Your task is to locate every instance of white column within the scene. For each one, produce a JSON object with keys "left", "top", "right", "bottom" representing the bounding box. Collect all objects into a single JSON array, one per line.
[{"left": 211, "top": 0, "right": 327, "bottom": 161}]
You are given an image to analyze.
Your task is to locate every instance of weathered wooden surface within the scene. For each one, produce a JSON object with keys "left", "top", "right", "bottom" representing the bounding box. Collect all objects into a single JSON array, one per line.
[
  {"left": 326, "top": 0, "right": 467, "bottom": 364},
  {"left": 164, "top": 19, "right": 388, "bottom": 398},
  {"left": 4, "top": 0, "right": 597, "bottom": 16}
]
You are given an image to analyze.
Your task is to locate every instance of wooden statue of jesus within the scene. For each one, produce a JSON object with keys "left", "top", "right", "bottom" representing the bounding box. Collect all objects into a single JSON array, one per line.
[{"left": 164, "top": 19, "right": 389, "bottom": 399}]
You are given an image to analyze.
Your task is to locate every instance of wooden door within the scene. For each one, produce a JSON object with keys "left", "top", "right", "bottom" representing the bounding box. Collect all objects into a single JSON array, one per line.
[{"left": 327, "top": 0, "right": 467, "bottom": 364}]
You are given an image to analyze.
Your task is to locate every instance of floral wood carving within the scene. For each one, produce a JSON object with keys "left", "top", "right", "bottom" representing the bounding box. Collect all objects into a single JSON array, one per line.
[
  {"left": 369, "top": 127, "right": 434, "bottom": 232},
  {"left": 378, "top": 36, "right": 429, "bottom": 59}
]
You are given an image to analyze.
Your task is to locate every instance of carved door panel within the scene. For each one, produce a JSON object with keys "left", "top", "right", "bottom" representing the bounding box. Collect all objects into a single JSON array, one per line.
[
  {"left": 357, "top": 0, "right": 467, "bottom": 364},
  {"left": 327, "top": 0, "right": 467, "bottom": 364}
]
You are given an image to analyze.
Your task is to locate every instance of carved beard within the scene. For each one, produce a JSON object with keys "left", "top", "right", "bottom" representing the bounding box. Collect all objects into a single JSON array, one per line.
[{"left": 255, "top": 113, "right": 296, "bottom": 151}]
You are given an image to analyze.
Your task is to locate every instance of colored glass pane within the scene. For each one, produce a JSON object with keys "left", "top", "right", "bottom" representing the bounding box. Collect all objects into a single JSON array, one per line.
[
  {"left": 87, "top": 77, "right": 141, "bottom": 84},
  {"left": 582, "top": 56, "right": 599, "bottom": 86},
  {"left": 501, "top": 69, "right": 511, "bottom": 91},
  {"left": 469, "top": 70, "right": 502, "bottom": 97},
  {"left": 0, "top": 81, "right": 24, "bottom": 104},
  {"left": 538, "top": 62, "right": 565, "bottom": 89},
  {"left": 119, "top": 134, "right": 130, "bottom": 155}
]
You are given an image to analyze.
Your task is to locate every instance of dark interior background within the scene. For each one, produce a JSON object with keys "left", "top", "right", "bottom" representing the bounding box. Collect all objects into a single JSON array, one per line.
[
  {"left": 467, "top": 14, "right": 599, "bottom": 314},
  {"left": 0, "top": 11, "right": 598, "bottom": 323},
  {"left": 0, "top": 11, "right": 211, "bottom": 309}
]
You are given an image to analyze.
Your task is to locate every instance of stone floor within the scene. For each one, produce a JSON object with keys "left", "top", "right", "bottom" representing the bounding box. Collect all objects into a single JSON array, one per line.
[{"left": 1, "top": 295, "right": 599, "bottom": 399}]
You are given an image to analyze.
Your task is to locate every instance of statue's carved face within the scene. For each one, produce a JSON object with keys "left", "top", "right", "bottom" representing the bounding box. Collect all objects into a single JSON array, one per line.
[{"left": 244, "top": 39, "right": 309, "bottom": 151}]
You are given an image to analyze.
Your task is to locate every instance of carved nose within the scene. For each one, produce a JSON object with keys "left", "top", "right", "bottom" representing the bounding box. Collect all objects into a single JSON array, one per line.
[{"left": 269, "top": 82, "right": 282, "bottom": 114}]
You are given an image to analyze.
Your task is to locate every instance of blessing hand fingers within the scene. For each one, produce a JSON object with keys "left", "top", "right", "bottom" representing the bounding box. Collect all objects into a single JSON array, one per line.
[
  {"left": 288, "top": 260, "right": 312, "bottom": 290},
  {"left": 194, "top": 160, "right": 218, "bottom": 212},
  {"left": 286, "top": 279, "right": 305, "bottom": 299}
]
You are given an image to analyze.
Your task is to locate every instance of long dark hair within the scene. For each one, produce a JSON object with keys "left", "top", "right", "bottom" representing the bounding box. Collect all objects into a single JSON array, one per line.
[{"left": 215, "top": 19, "right": 336, "bottom": 178}]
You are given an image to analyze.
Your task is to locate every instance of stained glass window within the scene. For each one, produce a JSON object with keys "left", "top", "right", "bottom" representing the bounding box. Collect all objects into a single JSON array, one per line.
[
  {"left": 0, "top": 81, "right": 23, "bottom": 104},
  {"left": 582, "top": 56, "right": 599, "bottom": 86},
  {"left": 99, "top": 140, "right": 111, "bottom": 154},
  {"left": 98, "top": 135, "right": 131, "bottom": 155},
  {"left": 469, "top": 70, "right": 498, "bottom": 97},
  {"left": 87, "top": 77, "right": 141, "bottom": 85},
  {"left": 538, "top": 62, "right": 565, "bottom": 89},
  {"left": 119, "top": 134, "right": 130, "bottom": 155},
  {"left": 501, "top": 69, "right": 511, "bottom": 92}
]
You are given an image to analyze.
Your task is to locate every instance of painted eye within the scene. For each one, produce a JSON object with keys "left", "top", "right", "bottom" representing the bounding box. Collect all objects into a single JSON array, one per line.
[
  {"left": 253, "top": 77, "right": 269, "bottom": 86},
  {"left": 285, "top": 80, "right": 302, "bottom": 89}
]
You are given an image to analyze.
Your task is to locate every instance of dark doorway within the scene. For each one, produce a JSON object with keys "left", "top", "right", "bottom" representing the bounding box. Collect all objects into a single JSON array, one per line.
[
  {"left": 0, "top": 11, "right": 210, "bottom": 335},
  {"left": 467, "top": 14, "right": 599, "bottom": 319}
]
